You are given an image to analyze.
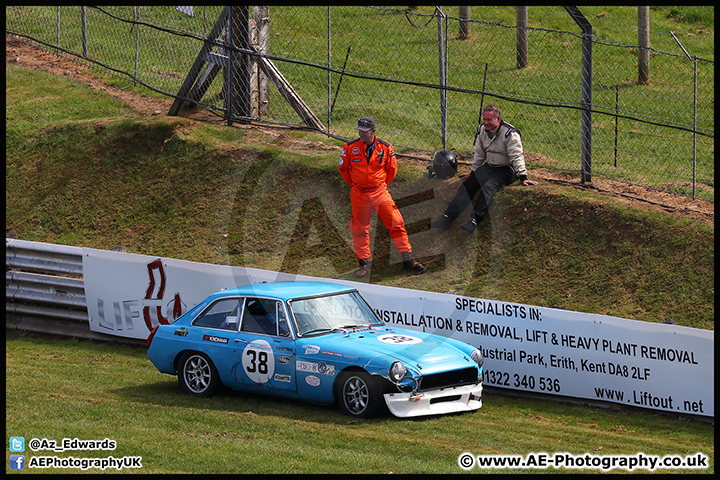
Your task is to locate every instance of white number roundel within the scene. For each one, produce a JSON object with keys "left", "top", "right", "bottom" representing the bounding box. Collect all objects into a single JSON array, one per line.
[
  {"left": 242, "top": 339, "right": 275, "bottom": 384},
  {"left": 378, "top": 334, "right": 422, "bottom": 345}
]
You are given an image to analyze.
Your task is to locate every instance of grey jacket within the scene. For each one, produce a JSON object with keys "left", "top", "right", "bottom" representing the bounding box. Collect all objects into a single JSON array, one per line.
[{"left": 471, "top": 121, "right": 528, "bottom": 181}]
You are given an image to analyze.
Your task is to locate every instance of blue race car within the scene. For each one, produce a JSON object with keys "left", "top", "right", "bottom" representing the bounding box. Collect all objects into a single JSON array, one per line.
[{"left": 147, "top": 281, "right": 483, "bottom": 418}]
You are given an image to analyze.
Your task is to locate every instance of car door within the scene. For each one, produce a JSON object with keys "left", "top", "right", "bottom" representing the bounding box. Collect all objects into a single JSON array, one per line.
[
  {"left": 232, "top": 297, "right": 297, "bottom": 393},
  {"left": 188, "top": 297, "right": 244, "bottom": 388}
]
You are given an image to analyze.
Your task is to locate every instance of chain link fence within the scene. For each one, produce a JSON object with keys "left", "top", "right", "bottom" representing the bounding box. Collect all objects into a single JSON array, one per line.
[{"left": 6, "top": 5, "right": 714, "bottom": 202}]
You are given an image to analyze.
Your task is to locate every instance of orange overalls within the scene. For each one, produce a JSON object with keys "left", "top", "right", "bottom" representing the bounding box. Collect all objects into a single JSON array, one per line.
[{"left": 339, "top": 137, "right": 413, "bottom": 261}]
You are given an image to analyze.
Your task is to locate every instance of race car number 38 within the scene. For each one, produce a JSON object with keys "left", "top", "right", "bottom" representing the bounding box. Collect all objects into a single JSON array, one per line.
[{"left": 242, "top": 340, "right": 275, "bottom": 383}]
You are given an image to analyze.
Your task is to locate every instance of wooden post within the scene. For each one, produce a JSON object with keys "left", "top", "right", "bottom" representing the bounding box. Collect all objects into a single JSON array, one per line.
[
  {"left": 169, "top": 6, "right": 231, "bottom": 116},
  {"left": 638, "top": 6, "right": 650, "bottom": 85},
  {"left": 169, "top": 6, "right": 323, "bottom": 130},
  {"left": 250, "top": 6, "right": 270, "bottom": 118},
  {"left": 516, "top": 6, "right": 528, "bottom": 69},
  {"left": 255, "top": 53, "right": 325, "bottom": 130},
  {"left": 459, "top": 6, "right": 471, "bottom": 40}
]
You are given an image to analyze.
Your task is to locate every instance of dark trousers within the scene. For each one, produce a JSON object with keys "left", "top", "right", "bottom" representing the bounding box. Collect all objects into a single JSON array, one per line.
[{"left": 444, "top": 163, "right": 515, "bottom": 221}]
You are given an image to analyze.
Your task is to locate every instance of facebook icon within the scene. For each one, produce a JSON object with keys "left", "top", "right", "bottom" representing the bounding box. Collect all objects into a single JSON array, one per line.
[{"left": 10, "top": 455, "right": 25, "bottom": 470}]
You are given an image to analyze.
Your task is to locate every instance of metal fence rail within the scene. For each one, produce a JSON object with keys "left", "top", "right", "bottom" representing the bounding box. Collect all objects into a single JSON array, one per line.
[
  {"left": 5, "top": 6, "right": 714, "bottom": 202},
  {"left": 5, "top": 238, "right": 142, "bottom": 344}
]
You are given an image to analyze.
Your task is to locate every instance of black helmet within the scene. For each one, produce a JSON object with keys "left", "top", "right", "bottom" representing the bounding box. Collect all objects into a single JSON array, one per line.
[{"left": 431, "top": 149, "right": 458, "bottom": 179}]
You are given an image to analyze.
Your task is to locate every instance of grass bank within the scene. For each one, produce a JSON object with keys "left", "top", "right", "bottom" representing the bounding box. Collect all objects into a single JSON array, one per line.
[{"left": 5, "top": 64, "right": 714, "bottom": 330}]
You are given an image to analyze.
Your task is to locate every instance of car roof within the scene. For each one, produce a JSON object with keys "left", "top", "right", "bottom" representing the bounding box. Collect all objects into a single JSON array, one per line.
[{"left": 209, "top": 281, "right": 356, "bottom": 302}]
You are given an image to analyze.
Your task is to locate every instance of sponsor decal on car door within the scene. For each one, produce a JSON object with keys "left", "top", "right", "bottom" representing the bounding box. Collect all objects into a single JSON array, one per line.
[{"left": 233, "top": 298, "right": 296, "bottom": 392}]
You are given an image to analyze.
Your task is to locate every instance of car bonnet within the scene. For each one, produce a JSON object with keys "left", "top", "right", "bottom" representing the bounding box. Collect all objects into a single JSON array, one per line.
[{"left": 307, "top": 327, "right": 475, "bottom": 374}]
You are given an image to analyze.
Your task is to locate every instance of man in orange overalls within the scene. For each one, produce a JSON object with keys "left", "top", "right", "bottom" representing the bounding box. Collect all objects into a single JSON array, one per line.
[{"left": 339, "top": 116, "right": 424, "bottom": 278}]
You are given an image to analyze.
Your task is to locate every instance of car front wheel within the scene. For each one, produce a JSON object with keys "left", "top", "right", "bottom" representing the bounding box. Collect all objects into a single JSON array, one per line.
[
  {"left": 335, "top": 371, "right": 386, "bottom": 418},
  {"left": 178, "top": 352, "right": 222, "bottom": 397}
]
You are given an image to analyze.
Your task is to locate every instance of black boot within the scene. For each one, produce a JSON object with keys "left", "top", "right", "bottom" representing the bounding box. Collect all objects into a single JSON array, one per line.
[
  {"left": 460, "top": 218, "right": 477, "bottom": 232},
  {"left": 429, "top": 214, "right": 452, "bottom": 231}
]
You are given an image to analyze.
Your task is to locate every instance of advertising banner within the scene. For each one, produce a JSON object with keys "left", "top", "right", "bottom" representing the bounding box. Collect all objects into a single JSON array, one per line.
[
  {"left": 354, "top": 282, "right": 713, "bottom": 418},
  {"left": 82, "top": 247, "right": 713, "bottom": 417}
]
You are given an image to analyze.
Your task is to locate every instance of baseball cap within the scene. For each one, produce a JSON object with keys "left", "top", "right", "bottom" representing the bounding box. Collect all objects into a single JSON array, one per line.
[{"left": 357, "top": 116, "right": 376, "bottom": 131}]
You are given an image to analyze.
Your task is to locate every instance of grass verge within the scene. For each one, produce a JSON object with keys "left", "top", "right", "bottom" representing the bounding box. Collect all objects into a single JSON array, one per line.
[{"left": 5, "top": 331, "right": 714, "bottom": 474}]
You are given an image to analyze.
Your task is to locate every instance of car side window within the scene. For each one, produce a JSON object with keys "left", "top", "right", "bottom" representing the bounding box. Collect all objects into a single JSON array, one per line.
[
  {"left": 192, "top": 298, "right": 243, "bottom": 331},
  {"left": 241, "top": 298, "right": 290, "bottom": 337}
]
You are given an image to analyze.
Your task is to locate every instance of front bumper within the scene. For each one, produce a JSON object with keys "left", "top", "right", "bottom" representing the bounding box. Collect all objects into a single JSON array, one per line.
[{"left": 384, "top": 383, "right": 482, "bottom": 418}]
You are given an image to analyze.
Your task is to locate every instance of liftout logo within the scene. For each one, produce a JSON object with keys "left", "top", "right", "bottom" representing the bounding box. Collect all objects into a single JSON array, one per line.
[
  {"left": 143, "top": 259, "right": 186, "bottom": 329},
  {"left": 93, "top": 259, "right": 187, "bottom": 336}
]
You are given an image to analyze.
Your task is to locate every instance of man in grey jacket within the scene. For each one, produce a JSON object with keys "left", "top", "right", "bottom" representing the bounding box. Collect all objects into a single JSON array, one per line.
[{"left": 430, "top": 104, "right": 537, "bottom": 232}]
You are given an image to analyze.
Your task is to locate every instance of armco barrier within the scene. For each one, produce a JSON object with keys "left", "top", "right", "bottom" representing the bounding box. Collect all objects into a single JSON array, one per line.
[
  {"left": 5, "top": 238, "right": 143, "bottom": 344},
  {"left": 6, "top": 238, "right": 714, "bottom": 419}
]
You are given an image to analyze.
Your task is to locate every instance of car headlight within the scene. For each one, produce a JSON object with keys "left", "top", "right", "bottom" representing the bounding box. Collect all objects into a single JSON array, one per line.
[
  {"left": 471, "top": 348, "right": 484, "bottom": 367},
  {"left": 389, "top": 361, "right": 407, "bottom": 383}
]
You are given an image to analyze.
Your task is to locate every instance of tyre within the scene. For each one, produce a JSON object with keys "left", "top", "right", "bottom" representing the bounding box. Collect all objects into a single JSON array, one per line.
[
  {"left": 177, "top": 352, "right": 222, "bottom": 397},
  {"left": 335, "top": 370, "right": 387, "bottom": 419}
]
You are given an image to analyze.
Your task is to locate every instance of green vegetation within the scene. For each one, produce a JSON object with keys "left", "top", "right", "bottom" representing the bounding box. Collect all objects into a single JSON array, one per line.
[
  {"left": 6, "top": 331, "right": 714, "bottom": 474},
  {"left": 5, "top": 64, "right": 714, "bottom": 329},
  {"left": 665, "top": 6, "right": 715, "bottom": 28},
  {"left": 6, "top": 6, "right": 714, "bottom": 199},
  {"left": 4, "top": 26, "right": 714, "bottom": 473}
]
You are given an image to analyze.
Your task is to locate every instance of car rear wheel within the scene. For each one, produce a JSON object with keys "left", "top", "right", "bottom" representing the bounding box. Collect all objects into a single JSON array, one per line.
[
  {"left": 335, "top": 371, "right": 386, "bottom": 418},
  {"left": 178, "top": 352, "right": 221, "bottom": 397}
]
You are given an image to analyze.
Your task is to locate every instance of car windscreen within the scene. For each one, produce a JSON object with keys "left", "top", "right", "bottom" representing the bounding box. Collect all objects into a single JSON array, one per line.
[{"left": 289, "top": 291, "right": 383, "bottom": 336}]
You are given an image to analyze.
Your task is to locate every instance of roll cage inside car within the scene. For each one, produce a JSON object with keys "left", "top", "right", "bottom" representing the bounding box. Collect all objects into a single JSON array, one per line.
[{"left": 191, "top": 296, "right": 293, "bottom": 338}]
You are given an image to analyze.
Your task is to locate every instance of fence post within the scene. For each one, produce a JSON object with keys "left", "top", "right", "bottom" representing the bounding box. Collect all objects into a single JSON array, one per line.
[
  {"left": 637, "top": 6, "right": 650, "bottom": 85},
  {"left": 226, "top": 6, "right": 251, "bottom": 125},
  {"left": 437, "top": 6, "right": 447, "bottom": 148},
  {"left": 565, "top": 6, "right": 592, "bottom": 183},
  {"left": 134, "top": 6, "right": 140, "bottom": 86},
  {"left": 225, "top": 7, "right": 235, "bottom": 125},
  {"left": 459, "top": 6, "right": 471, "bottom": 39},
  {"left": 693, "top": 55, "right": 697, "bottom": 199},
  {"left": 326, "top": 6, "right": 331, "bottom": 131},
  {"left": 56, "top": 7, "right": 60, "bottom": 55},
  {"left": 81, "top": 6, "right": 88, "bottom": 58},
  {"left": 516, "top": 6, "right": 528, "bottom": 69},
  {"left": 250, "top": 6, "right": 270, "bottom": 119}
]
